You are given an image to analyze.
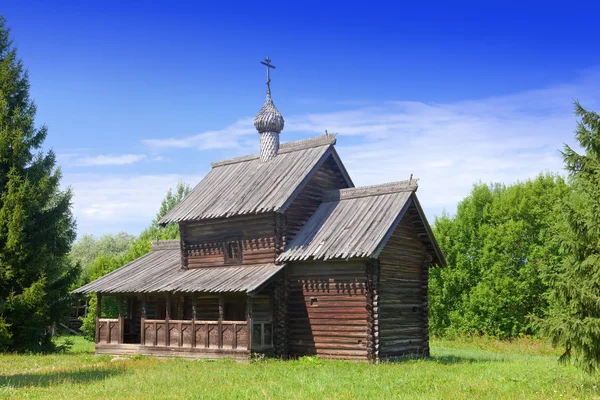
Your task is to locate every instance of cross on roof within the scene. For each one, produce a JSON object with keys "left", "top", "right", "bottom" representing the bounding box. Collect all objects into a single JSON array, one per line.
[{"left": 260, "top": 57, "right": 276, "bottom": 96}]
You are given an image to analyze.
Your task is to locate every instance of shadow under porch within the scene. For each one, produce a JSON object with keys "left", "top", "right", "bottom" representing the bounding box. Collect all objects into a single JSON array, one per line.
[{"left": 94, "top": 292, "right": 274, "bottom": 359}]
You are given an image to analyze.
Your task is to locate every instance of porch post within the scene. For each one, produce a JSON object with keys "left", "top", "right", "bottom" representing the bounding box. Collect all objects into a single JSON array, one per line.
[
  {"left": 118, "top": 295, "right": 124, "bottom": 344},
  {"left": 95, "top": 293, "right": 102, "bottom": 344},
  {"left": 191, "top": 294, "right": 197, "bottom": 348},
  {"left": 165, "top": 293, "right": 171, "bottom": 346},
  {"left": 218, "top": 294, "right": 224, "bottom": 349},
  {"left": 246, "top": 296, "right": 253, "bottom": 352},
  {"left": 141, "top": 294, "right": 147, "bottom": 346}
]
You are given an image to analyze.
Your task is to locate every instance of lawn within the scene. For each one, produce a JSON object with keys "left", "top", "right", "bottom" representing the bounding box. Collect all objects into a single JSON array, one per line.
[{"left": 0, "top": 336, "right": 598, "bottom": 399}]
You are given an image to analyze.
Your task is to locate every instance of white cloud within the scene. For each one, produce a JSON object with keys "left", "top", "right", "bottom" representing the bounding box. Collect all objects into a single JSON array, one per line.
[
  {"left": 65, "top": 173, "right": 202, "bottom": 236},
  {"left": 77, "top": 154, "right": 147, "bottom": 166},
  {"left": 280, "top": 72, "right": 600, "bottom": 220},
  {"left": 72, "top": 69, "right": 600, "bottom": 235},
  {"left": 143, "top": 118, "right": 256, "bottom": 151}
]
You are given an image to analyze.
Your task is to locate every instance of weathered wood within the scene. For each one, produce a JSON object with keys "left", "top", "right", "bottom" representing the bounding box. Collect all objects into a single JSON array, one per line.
[
  {"left": 191, "top": 295, "right": 197, "bottom": 348},
  {"left": 284, "top": 155, "right": 350, "bottom": 243},
  {"left": 95, "top": 293, "right": 102, "bottom": 344},
  {"left": 165, "top": 294, "right": 171, "bottom": 347},
  {"left": 181, "top": 214, "right": 278, "bottom": 268},
  {"left": 378, "top": 215, "right": 430, "bottom": 359},
  {"left": 95, "top": 343, "right": 251, "bottom": 360},
  {"left": 141, "top": 295, "right": 147, "bottom": 346},
  {"left": 118, "top": 295, "right": 124, "bottom": 344},
  {"left": 287, "top": 260, "right": 369, "bottom": 360},
  {"left": 218, "top": 294, "right": 224, "bottom": 349},
  {"left": 246, "top": 296, "right": 253, "bottom": 352}
]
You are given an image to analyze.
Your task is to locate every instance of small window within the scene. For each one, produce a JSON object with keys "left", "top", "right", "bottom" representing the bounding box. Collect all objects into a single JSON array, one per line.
[{"left": 224, "top": 240, "right": 242, "bottom": 264}]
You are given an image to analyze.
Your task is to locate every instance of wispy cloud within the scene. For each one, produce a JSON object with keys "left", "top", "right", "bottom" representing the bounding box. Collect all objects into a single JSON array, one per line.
[
  {"left": 65, "top": 173, "right": 201, "bottom": 236},
  {"left": 280, "top": 71, "right": 600, "bottom": 219},
  {"left": 143, "top": 118, "right": 256, "bottom": 151},
  {"left": 77, "top": 154, "right": 147, "bottom": 166},
  {"left": 71, "top": 69, "right": 600, "bottom": 235}
]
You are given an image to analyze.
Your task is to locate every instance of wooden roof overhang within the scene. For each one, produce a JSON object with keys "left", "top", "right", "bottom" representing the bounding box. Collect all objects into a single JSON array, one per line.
[
  {"left": 72, "top": 241, "right": 285, "bottom": 296},
  {"left": 158, "top": 135, "right": 353, "bottom": 225},
  {"left": 277, "top": 181, "right": 446, "bottom": 267}
]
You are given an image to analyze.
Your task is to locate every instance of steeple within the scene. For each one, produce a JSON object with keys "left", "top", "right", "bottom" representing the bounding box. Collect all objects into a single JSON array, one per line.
[{"left": 254, "top": 57, "right": 284, "bottom": 162}]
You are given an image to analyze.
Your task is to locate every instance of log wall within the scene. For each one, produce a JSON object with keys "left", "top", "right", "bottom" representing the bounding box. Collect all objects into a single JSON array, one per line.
[
  {"left": 287, "top": 260, "right": 369, "bottom": 360},
  {"left": 284, "top": 156, "right": 350, "bottom": 243},
  {"left": 377, "top": 212, "right": 431, "bottom": 359},
  {"left": 180, "top": 213, "right": 277, "bottom": 268}
]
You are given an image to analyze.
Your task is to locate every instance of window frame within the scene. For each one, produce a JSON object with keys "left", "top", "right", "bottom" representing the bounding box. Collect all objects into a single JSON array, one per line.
[{"left": 223, "top": 239, "right": 243, "bottom": 264}]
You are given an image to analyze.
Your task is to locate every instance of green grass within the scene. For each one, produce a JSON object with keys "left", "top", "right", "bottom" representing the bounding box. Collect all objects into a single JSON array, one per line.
[{"left": 0, "top": 336, "right": 598, "bottom": 399}]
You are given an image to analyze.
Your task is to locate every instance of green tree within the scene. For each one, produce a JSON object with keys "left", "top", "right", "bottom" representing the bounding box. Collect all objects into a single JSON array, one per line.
[
  {"left": 537, "top": 103, "right": 600, "bottom": 372},
  {"left": 430, "top": 173, "right": 568, "bottom": 338},
  {"left": 80, "top": 181, "right": 190, "bottom": 339},
  {"left": 0, "top": 17, "right": 78, "bottom": 351},
  {"left": 70, "top": 232, "right": 135, "bottom": 283}
]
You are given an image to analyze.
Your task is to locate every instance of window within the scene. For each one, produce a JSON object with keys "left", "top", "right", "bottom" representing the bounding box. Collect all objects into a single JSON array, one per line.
[{"left": 224, "top": 240, "right": 242, "bottom": 264}]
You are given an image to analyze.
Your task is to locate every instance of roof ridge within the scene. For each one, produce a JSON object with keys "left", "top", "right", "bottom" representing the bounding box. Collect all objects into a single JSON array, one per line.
[
  {"left": 211, "top": 134, "right": 337, "bottom": 168},
  {"left": 323, "top": 179, "right": 419, "bottom": 202},
  {"left": 151, "top": 240, "right": 180, "bottom": 251}
]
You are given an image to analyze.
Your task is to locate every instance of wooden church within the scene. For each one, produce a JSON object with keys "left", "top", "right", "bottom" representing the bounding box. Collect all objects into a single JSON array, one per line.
[{"left": 73, "top": 58, "right": 445, "bottom": 362}]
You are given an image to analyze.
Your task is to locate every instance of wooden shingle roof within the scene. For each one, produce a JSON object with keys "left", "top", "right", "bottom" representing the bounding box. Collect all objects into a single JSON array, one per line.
[
  {"left": 277, "top": 180, "right": 445, "bottom": 266},
  {"left": 72, "top": 241, "right": 284, "bottom": 295},
  {"left": 159, "top": 135, "right": 352, "bottom": 224}
]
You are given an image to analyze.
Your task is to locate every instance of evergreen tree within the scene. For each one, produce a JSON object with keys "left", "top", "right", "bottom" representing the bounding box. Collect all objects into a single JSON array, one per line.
[
  {"left": 538, "top": 103, "right": 600, "bottom": 372},
  {"left": 0, "top": 17, "right": 78, "bottom": 351}
]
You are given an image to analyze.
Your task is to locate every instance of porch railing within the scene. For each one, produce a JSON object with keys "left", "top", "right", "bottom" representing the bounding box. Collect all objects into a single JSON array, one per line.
[
  {"left": 141, "top": 319, "right": 257, "bottom": 350},
  {"left": 97, "top": 318, "right": 122, "bottom": 345}
]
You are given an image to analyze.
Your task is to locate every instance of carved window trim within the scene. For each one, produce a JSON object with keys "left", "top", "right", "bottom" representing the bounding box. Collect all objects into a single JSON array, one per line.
[{"left": 223, "top": 239, "right": 242, "bottom": 264}]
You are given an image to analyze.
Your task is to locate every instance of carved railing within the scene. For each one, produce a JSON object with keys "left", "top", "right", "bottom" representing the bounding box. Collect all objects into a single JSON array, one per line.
[
  {"left": 141, "top": 319, "right": 249, "bottom": 350},
  {"left": 97, "top": 318, "right": 121, "bottom": 344},
  {"left": 97, "top": 317, "right": 273, "bottom": 352}
]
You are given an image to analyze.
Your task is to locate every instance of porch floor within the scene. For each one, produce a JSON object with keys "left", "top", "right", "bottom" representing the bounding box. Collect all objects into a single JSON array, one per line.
[{"left": 96, "top": 343, "right": 251, "bottom": 360}]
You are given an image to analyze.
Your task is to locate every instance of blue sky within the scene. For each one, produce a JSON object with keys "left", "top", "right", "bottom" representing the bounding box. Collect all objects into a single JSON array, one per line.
[{"left": 3, "top": 1, "right": 600, "bottom": 237}]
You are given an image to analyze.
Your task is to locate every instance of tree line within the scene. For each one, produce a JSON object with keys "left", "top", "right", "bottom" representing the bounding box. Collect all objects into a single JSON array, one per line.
[
  {"left": 0, "top": 16, "right": 599, "bottom": 372},
  {"left": 429, "top": 103, "right": 600, "bottom": 371}
]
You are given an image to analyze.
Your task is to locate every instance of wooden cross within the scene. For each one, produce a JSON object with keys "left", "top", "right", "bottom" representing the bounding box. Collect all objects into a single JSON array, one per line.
[{"left": 260, "top": 57, "right": 276, "bottom": 93}]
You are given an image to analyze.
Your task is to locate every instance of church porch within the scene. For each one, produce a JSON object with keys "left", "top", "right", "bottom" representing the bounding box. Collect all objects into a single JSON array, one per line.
[{"left": 94, "top": 292, "right": 274, "bottom": 359}]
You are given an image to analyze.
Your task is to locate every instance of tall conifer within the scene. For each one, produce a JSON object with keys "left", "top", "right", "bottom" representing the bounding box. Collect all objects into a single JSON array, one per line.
[
  {"left": 539, "top": 103, "right": 600, "bottom": 372},
  {"left": 0, "top": 17, "right": 78, "bottom": 351}
]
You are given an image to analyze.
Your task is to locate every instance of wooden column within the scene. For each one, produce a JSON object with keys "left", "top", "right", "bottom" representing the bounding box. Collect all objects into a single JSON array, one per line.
[
  {"left": 191, "top": 294, "right": 197, "bottom": 348},
  {"left": 118, "top": 295, "right": 124, "bottom": 344},
  {"left": 141, "top": 295, "right": 147, "bottom": 346},
  {"left": 273, "top": 272, "right": 288, "bottom": 358},
  {"left": 218, "top": 294, "right": 224, "bottom": 349},
  {"left": 95, "top": 293, "right": 102, "bottom": 344},
  {"left": 422, "top": 254, "right": 432, "bottom": 358},
  {"left": 165, "top": 293, "right": 171, "bottom": 346},
  {"left": 246, "top": 296, "right": 253, "bottom": 352}
]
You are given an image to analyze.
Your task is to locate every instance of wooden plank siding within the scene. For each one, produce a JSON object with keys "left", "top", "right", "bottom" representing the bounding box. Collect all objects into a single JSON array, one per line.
[
  {"left": 287, "top": 261, "right": 369, "bottom": 360},
  {"left": 284, "top": 155, "right": 351, "bottom": 244},
  {"left": 377, "top": 212, "right": 431, "bottom": 360},
  {"left": 180, "top": 214, "right": 277, "bottom": 268}
]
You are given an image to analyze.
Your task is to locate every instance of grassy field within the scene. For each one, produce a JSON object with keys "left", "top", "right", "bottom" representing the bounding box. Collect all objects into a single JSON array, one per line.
[{"left": 0, "top": 336, "right": 598, "bottom": 399}]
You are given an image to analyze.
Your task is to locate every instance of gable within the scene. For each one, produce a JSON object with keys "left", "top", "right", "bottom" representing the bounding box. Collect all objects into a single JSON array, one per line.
[
  {"left": 278, "top": 181, "right": 446, "bottom": 266},
  {"left": 159, "top": 135, "right": 352, "bottom": 224},
  {"left": 375, "top": 196, "right": 446, "bottom": 267},
  {"left": 283, "top": 150, "right": 353, "bottom": 243}
]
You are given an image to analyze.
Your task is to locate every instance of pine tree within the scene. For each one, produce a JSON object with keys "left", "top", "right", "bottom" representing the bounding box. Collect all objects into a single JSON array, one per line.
[
  {"left": 538, "top": 102, "right": 600, "bottom": 372},
  {"left": 0, "top": 17, "right": 78, "bottom": 351}
]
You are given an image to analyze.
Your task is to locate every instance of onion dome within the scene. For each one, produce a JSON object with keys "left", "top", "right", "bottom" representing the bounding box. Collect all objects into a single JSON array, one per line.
[
  {"left": 254, "top": 91, "right": 285, "bottom": 134},
  {"left": 255, "top": 57, "right": 284, "bottom": 162}
]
